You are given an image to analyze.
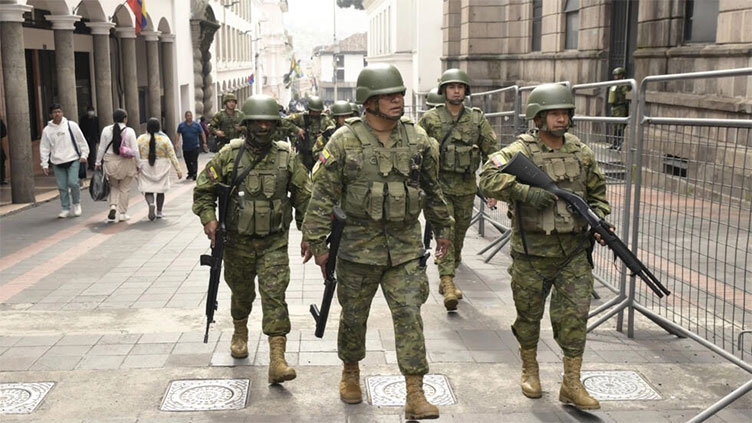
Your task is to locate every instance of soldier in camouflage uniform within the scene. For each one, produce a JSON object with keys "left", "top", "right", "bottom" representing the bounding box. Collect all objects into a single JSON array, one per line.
[
  {"left": 193, "top": 94, "right": 311, "bottom": 385},
  {"left": 209, "top": 93, "right": 246, "bottom": 150},
  {"left": 301, "top": 64, "right": 454, "bottom": 420},
  {"left": 608, "top": 67, "right": 631, "bottom": 151},
  {"left": 478, "top": 84, "right": 611, "bottom": 410},
  {"left": 417, "top": 69, "right": 499, "bottom": 311},
  {"left": 312, "top": 100, "right": 354, "bottom": 158},
  {"left": 279, "top": 95, "right": 335, "bottom": 172}
]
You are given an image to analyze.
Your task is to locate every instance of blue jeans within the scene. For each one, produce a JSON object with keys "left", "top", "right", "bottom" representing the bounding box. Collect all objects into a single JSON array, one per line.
[{"left": 53, "top": 161, "right": 81, "bottom": 210}]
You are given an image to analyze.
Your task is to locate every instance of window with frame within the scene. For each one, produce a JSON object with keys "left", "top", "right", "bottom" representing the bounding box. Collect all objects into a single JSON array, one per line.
[
  {"left": 335, "top": 54, "right": 345, "bottom": 81},
  {"left": 684, "top": 0, "right": 718, "bottom": 43},
  {"left": 531, "top": 0, "right": 542, "bottom": 51},
  {"left": 564, "top": 0, "right": 579, "bottom": 50}
]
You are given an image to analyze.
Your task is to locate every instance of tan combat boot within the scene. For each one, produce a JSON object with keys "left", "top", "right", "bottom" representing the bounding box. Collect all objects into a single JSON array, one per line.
[
  {"left": 339, "top": 362, "right": 362, "bottom": 404},
  {"left": 404, "top": 375, "right": 439, "bottom": 420},
  {"left": 268, "top": 336, "right": 296, "bottom": 384},
  {"left": 439, "top": 276, "right": 458, "bottom": 311},
  {"left": 230, "top": 318, "right": 248, "bottom": 358},
  {"left": 438, "top": 277, "right": 463, "bottom": 299},
  {"left": 559, "top": 356, "right": 600, "bottom": 410},
  {"left": 519, "top": 347, "right": 542, "bottom": 398}
]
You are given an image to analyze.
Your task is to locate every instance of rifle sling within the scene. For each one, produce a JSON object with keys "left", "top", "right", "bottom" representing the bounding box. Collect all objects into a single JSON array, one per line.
[
  {"left": 220, "top": 139, "right": 270, "bottom": 222},
  {"left": 439, "top": 107, "right": 465, "bottom": 157}
]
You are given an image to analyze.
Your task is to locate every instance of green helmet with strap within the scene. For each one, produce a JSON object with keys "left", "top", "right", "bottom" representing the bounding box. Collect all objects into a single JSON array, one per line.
[
  {"left": 524, "top": 83, "right": 575, "bottom": 121},
  {"left": 306, "top": 96, "right": 324, "bottom": 112},
  {"left": 241, "top": 94, "right": 281, "bottom": 123},
  {"left": 223, "top": 92, "right": 238, "bottom": 105},
  {"left": 355, "top": 64, "right": 406, "bottom": 104},
  {"left": 330, "top": 100, "right": 353, "bottom": 117},
  {"left": 612, "top": 67, "right": 626, "bottom": 76},
  {"left": 426, "top": 87, "right": 445, "bottom": 107},
  {"left": 438, "top": 68, "right": 471, "bottom": 95},
  {"left": 350, "top": 102, "right": 360, "bottom": 114}
]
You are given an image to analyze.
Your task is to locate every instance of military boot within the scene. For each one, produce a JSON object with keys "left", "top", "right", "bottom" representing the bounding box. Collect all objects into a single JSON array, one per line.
[
  {"left": 268, "top": 336, "right": 296, "bottom": 384},
  {"left": 404, "top": 375, "right": 439, "bottom": 420},
  {"left": 439, "top": 276, "right": 458, "bottom": 311},
  {"left": 519, "top": 347, "right": 542, "bottom": 398},
  {"left": 339, "top": 362, "right": 362, "bottom": 404},
  {"left": 230, "top": 318, "right": 248, "bottom": 358},
  {"left": 439, "top": 280, "right": 463, "bottom": 299},
  {"left": 559, "top": 356, "right": 600, "bottom": 410}
]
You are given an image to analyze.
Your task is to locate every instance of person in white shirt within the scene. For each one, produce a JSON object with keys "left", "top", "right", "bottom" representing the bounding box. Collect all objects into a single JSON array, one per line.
[
  {"left": 40, "top": 103, "right": 89, "bottom": 218},
  {"left": 95, "top": 108, "right": 140, "bottom": 223}
]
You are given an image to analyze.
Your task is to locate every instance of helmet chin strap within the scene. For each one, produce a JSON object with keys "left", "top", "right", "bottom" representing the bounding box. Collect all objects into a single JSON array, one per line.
[
  {"left": 536, "top": 111, "right": 571, "bottom": 137},
  {"left": 365, "top": 102, "right": 403, "bottom": 121},
  {"left": 448, "top": 98, "right": 464, "bottom": 105}
]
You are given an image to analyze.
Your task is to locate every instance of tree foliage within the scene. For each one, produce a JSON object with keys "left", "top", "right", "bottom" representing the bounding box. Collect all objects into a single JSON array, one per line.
[{"left": 336, "top": 0, "right": 364, "bottom": 10}]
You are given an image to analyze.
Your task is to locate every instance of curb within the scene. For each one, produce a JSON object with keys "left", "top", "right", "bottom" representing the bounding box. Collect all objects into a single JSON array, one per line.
[{"left": 0, "top": 180, "right": 91, "bottom": 218}]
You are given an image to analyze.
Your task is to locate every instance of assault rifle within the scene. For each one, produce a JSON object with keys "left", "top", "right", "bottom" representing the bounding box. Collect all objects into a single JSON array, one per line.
[
  {"left": 420, "top": 222, "right": 433, "bottom": 267},
  {"left": 199, "top": 182, "right": 231, "bottom": 343},
  {"left": 500, "top": 152, "right": 670, "bottom": 298},
  {"left": 310, "top": 206, "right": 347, "bottom": 338}
]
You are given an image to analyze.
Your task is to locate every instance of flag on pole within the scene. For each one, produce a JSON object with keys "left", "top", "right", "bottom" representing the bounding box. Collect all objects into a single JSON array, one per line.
[
  {"left": 247, "top": 74, "right": 255, "bottom": 85},
  {"left": 127, "top": 0, "right": 148, "bottom": 35}
]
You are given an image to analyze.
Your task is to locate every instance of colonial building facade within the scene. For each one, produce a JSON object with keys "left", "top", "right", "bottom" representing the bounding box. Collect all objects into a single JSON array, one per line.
[{"left": 313, "top": 32, "right": 367, "bottom": 104}]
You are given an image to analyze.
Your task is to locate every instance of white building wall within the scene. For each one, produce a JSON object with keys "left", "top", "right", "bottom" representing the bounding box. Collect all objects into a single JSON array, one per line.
[
  {"left": 343, "top": 54, "right": 364, "bottom": 83},
  {"left": 413, "top": 0, "right": 442, "bottom": 95}
]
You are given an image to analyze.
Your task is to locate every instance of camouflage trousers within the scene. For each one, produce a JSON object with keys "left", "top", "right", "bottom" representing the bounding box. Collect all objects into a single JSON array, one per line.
[
  {"left": 508, "top": 250, "right": 593, "bottom": 357},
  {"left": 337, "top": 258, "right": 430, "bottom": 375},
  {"left": 437, "top": 192, "right": 475, "bottom": 277},
  {"left": 223, "top": 235, "right": 291, "bottom": 336},
  {"left": 611, "top": 106, "right": 628, "bottom": 148}
]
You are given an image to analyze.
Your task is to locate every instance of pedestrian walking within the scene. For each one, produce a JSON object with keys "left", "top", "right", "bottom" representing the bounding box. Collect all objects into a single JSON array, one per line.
[
  {"left": 608, "top": 67, "right": 631, "bottom": 151},
  {"left": 96, "top": 109, "right": 139, "bottom": 223},
  {"left": 478, "top": 83, "right": 611, "bottom": 410},
  {"left": 176, "top": 111, "right": 205, "bottom": 180},
  {"left": 39, "top": 103, "right": 89, "bottom": 218},
  {"left": 80, "top": 105, "right": 100, "bottom": 170},
  {"left": 137, "top": 118, "right": 182, "bottom": 221},
  {"left": 301, "top": 64, "right": 454, "bottom": 420},
  {"left": 417, "top": 68, "right": 499, "bottom": 311},
  {"left": 0, "top": 116, "right": 7, "bottom": 185},
  {"left": 193, "top": 94, "right": 311, "bottom": 385},
  {"left": 209, "top": 93, "right": 245, "bottom": 151},
  {"left": 199, "top": 116, "right": 211, "bottom": 152}
]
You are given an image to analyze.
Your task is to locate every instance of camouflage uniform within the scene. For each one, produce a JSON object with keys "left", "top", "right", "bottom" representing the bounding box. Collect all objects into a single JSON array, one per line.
[
  {"left": 193, "top": 138, "right": 311, "bottom": 334},
  {"left": 478, "top": 131, "right": 611, "bottom": 357},
  {"left": 280, "top": 112, "right": 335, "bottom": 171},
  {"left": 302, "top": 117, "right": 453, "bottom": 375},
  {"left": 312, "top": 125, "right": 339, "bottom": 159},
  {"left": 418, "top": 104, "right": 498, "bottom": 276},
  {"left": 209, "top": 109, "right": 246, "bottom": 150},
  {"left": 608, "top": 84, "right": 631, "bottom": 150}
]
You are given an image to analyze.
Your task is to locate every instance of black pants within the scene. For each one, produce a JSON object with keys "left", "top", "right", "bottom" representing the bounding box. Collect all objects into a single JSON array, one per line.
[
  {"left": 87, "top": 138, "right": 98, "bottom": 169},
  {"left": 184, "top": 148, "right": 200, "bottom": 179}
]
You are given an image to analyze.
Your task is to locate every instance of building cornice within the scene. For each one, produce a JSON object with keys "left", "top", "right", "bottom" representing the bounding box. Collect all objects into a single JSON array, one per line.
[
  {"left": 0, "top": 3, "right": 32, "bottom": 23},
  {"left": 45, "top": 14, "right": 82, "bottom": 31},
  {"left": 86, "top": 21, "right": 116, "bottom": 35}
]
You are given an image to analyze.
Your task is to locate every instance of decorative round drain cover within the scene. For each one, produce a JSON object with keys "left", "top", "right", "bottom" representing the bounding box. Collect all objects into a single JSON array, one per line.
[
  {"left": 581, "top": 371, "right": 661, "bottom": 401},
  {"left": 161, "top": 379, "right": 250, "bottom": 411},
  {"left": 366, "top": 374, "right": 456, "bottom": 407},
  {"left": 0, "top": 382, "right": 55, "bottom": 414}
]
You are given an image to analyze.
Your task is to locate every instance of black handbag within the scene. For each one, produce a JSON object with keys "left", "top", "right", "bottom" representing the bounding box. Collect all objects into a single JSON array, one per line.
[
  {"left": 89, "top": 168, "right": 110, "bottom": 201},
  {"left": 67, "top": 122, "right": 87, "bottom": 179}
]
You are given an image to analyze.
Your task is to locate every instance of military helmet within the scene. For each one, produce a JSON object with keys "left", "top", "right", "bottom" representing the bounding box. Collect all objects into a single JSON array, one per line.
[
  {"left": 350, "top": 102, "right": 360, "bottom": 114},
  {"left": 330, "top": 100, "right": 353, "bottom": 117},
  {"left": 306, "top": 96, "right": 324, "bottom": 112},
  {"left": 355, "top": 64, "right": 406, "bottom": 104},
  {"left": 524, "top": 83, "right": 575, "bottom": 121},
  {"left": 438, "top": 68, "right": 471, "bottom": 95},
  {"left": 425, "top": 88, "right": 445, "bottom": 107},
  {"left": 241, "top": 94, "right": 281, "bottom": 123},
  {"left": 223, "top": 92, "right": 238, "bottom": 105},
  {"left": 612, "top": 67, "right": 626, "bottom": 76}
]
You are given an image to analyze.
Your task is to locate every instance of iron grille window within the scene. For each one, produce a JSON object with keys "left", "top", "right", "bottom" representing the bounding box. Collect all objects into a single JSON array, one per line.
[
  {"left": 663, "top": 154, "right": 688, "bottom": 178},
  {"left": 564, "top": 0, "right": 579, "bottom": 50},
  {"left": 337, "top": 69, "right": 345, "bottom": 81},
  {"left": 684, "top": 0, "right": 719, "bottom": 43},
  {"left": 532, "top": 0, "right": 542, "bottom": 52}
]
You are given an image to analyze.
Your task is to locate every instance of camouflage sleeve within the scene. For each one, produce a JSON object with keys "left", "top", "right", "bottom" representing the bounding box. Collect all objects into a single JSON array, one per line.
[
  {"left": 301, "top": 134, "right": 345, "bottom": 257},
  {"left": 478, "top": 141, "right": 531, "bottom": 203},
  {"left": 416, "top": 128, "right": 453, "bottom": 239},
  {"left": 416, "top": 112, "right": 435, "bottom": 139},
  {"left": 427, "top": 137, "right": 440, "bottom": 179},
  {"left": 192, "top": 148, "right": 232, "bottom": 225},
  {"left": 582, "top": 145, "right": 611, "bottom": 219},
  {"left": 209, "top": 113, "right": 221, "bottom": 136},
  {"left": 312, "top": 134, "right": 326, "bottom": 158},
  {"left": 280, "top": 115, "right": 302, "bottom": 139},
  {"left": 478, "top": 113, "right": 499, "bottom": 162},
  {"left": 288, "top": 152, "right": 312, "bottom": 230}
]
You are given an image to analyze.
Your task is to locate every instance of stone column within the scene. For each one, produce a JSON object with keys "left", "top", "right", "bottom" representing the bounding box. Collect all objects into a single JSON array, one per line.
[
  {"left": 45, "top": 14, "right": 81, "bottom": 118},
  {"left": 141, "top": 30, "right": 161, "bottom": 121},
  {"left": 115, "top": 27, "right": 139, "bottom": 129},
  {"left": 0, "top": 2, "right": 34, "bottom": 203},
  {"left": 87, "top": 22, "right": 115, "bottom": 126},
  {"left": 160, "top": 33, "right": 178, "bottom": 151}
]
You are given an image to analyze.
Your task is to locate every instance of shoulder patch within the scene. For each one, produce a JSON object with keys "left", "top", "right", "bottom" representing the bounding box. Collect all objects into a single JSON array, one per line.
[
  {"left": 491, "top": 155, "right": 504, "bottom": 168},
  {"left": 205, "top": 165, "right": 219, "bottom": 182},
  {"left": 319, "top": 148, "right": 331, "bottom": 165}
]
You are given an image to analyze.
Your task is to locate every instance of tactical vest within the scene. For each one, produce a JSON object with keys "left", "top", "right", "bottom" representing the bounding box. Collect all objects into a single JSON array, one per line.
[
  {"left": 341, "top": 118, "right": 424, "bottom": 223},
  {"left": 226, "top": 140, "right": 293, "bottom": 237},
  {"left": 514, "top": 133, "right": 589, "bottom": 234},
  {"left": 438, "top": 106, "right": 483, "bottom": 175}
]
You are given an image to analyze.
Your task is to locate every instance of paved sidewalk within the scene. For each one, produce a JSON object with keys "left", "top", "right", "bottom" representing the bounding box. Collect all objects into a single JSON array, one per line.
[{"left": 0, "top": 157, "right": 750, "bottom": 422}]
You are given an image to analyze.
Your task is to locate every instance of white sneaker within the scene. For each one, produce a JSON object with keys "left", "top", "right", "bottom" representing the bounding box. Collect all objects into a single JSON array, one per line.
[
  {"left": 72, "top": 203, "right": 82, "bottom": 217},
  {"left": 119, "top": 213, "right": 130, "bottom": 222},
  {"left": 58, "top": 209, "right": 70, "bottom": 219}
]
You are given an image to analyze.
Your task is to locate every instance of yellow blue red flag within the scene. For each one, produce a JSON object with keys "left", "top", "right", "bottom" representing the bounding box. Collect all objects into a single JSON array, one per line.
[{"left": 127, "top": 0, "right": 148, "bottom": 35}]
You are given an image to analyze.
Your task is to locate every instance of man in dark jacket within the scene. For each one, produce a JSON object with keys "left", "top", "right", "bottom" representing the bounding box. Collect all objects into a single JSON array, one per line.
[{"left": 80, "top": 106, "right": 100, "bottom": 170}]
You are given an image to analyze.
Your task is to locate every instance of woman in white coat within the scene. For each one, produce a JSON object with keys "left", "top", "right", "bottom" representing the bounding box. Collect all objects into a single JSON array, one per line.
[
  {"left": 96, "top": 109, "right": 139, "bottom": 223},
  {"left": 136, "top": 118, "right": 182, "bottom": 220}
]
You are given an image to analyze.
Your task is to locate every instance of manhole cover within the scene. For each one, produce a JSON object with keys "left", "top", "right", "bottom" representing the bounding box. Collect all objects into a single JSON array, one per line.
[
  {"left": 0, "top": 382, "right": 55, "bottom": 414},
  {"left": 581, "top": 371, "right": 661, "bottom": 401},
  {"left": 161, "top": 379, "right": 250, "bottom": 411},
  {"left": 365, "top": 374, "right": 456, "bottom": 406}
]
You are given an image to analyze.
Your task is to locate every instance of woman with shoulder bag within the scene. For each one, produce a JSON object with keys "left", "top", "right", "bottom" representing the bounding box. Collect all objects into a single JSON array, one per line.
[
  {"left": 95, "top": 109, "right": 139, "bottom": 223},
  {"left": 137, "top": 118, "right": 182, "bottom": 221}
]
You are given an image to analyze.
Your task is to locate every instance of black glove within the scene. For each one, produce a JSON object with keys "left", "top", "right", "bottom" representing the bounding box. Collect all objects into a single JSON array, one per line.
[{"left": 525, "top": 187, "right": 557, "bottom": 210}]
